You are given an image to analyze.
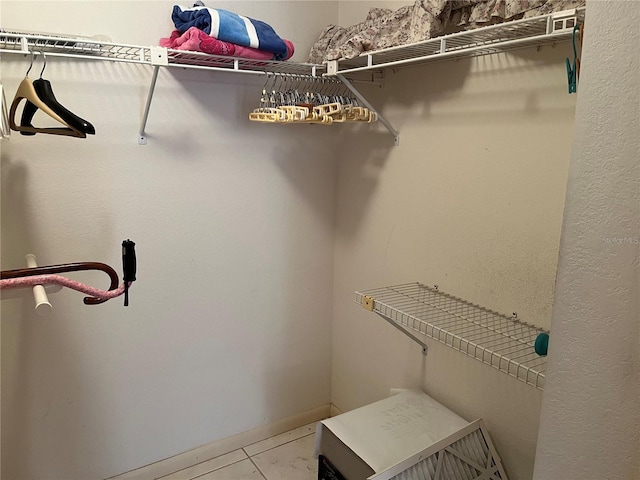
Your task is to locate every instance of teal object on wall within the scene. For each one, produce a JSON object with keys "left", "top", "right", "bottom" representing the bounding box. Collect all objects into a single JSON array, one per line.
[
  {"left": 535, "top": 333, "right": 550, "bottom": 356},
  {"left": 566, "top": 24, "right": 581, "bottom": 93}
]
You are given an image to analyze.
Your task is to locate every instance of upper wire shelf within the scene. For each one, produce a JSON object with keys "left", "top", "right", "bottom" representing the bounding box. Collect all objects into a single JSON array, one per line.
[
  {"left": 0, "top": 30, "right": 325, "bottom": 76},
  {"left": 1, "top": 7, "right": 584, "bottom": 77},
  {"left": 0, "top": 8, "right": 583, "bottom": 144},
  {"left": 0, "top": 29, "right": 325, "bottom": 145},
  {"left": 166, "top": 50, "right": 325, "bottom": 76},
  {"left": 355, "top": 283, "right": 548, "bottom": 389},
  {"left": 0, "top": 30, "right": 152, "bottom": 64},
  {"left": 328, "top": 7, "right": 585, "bottom": 75}
]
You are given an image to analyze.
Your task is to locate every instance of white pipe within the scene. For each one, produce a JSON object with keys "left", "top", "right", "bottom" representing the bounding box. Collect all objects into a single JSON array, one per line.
[{"left": 25, "top": 254, "right": 52, "bottom": 316}]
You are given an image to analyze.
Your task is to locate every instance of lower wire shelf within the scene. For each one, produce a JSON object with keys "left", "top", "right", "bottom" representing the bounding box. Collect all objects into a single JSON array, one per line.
[{"left": 355, "top": 282, "right": 548, "bottom": 390}]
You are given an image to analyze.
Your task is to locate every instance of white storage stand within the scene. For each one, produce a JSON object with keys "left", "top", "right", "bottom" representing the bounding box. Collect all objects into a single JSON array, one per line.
[{"left": 315, "top": 390, "right": 507, "bottom": 480}]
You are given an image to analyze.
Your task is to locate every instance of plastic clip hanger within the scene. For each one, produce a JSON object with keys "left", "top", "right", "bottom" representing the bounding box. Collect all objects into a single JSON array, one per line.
[
  {"left": 9, "top": 52, "right": 87, "bottom": 137},
  {"left": 248, "top": 73, "right": 376, "bottom": 127},
  {"left": 566, "top": 24, "right": 581, "bottom": 94}
]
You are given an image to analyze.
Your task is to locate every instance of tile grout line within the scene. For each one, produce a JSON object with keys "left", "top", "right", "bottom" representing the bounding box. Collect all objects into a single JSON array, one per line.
[
  {"left": 159, "top": 425, "right": 318, "bottom": 479},
  {"left": 189, "top": 457, "right": 250, "bottom": 480},
  {"left": 161, "top": 426, "right": 320, "bottom": 479},
  {"left": 244, "top": 427, "right": 318, "bottom": 457},
  {"left": 246, "top": 455, "right": 268, "bottom": 480},
  {"left": 247, "top": 432, "right": 317, "bottom": 457},
  {"left": 247, "top": 433, "right": 319, "bottom": 480},
  {"left": 158, "top": 450, "right": 248, "bottom": 480}
]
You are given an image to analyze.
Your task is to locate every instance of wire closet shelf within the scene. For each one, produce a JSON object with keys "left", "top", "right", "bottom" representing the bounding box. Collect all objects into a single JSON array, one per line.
[
  {"left": 0, "top": 31, "right": 325, "bottom": 76},
  {"left": 0, "top": 31, "right": 152, "bottom": 64},
  {"left": 355, "top": 283, "right": 548, "bottom": 390},
  {"left": 1, "top": 7, "right": 584, "bottom": 76},
  {"left": 329, "top": 7, "right": 585, "bottom": 75}
]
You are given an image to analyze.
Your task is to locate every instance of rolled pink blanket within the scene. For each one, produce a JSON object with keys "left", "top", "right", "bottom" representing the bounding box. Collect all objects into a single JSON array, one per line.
[
  {"left": 161, "top": 27, "right": 234, "bottom": 55},
  {"left": 160, "top": 27, "right": 294, "bottom": 61},
  {"left": 0, "top": 274, "right": 129, "bottom": 300}
]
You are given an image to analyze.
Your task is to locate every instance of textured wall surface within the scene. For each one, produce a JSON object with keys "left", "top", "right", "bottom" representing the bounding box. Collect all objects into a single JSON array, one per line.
[
  {"left": 5, "top": 2, "right": 635, "bottom": 479},
  {"left": 1, "top": 2, "right": 338, "bottom": 478},
  {"left": 331, "top": 2, "right": 579, "bottom": 478},
  {"left": 534, "top": 2, "right": 640, "bottom": 479}
]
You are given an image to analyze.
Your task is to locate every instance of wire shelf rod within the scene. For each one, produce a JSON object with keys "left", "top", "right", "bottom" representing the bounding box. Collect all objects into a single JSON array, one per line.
[
  {"left": 0, "top": 32, "right": 325, "bottom": 76},
  {"left": 7, "top": 50, "right": 150, "bottom": 65},
  {"left": 406, "top": 316, "right": 536, "bottom": 360},
  {"left": 356, "top": 283, "right": 548, "bottom": 389},
  {"left": 331, "top": 7, "right": 584, "bottom": 75},
  {"left": 348, "top": 15, "right": 549, "bottom": 58},
  {"left": 385, "top": 285, "right": 540, "bottom": 348},
  {"left": 165, "top": 62, "right": 265, "bottom": 75}
]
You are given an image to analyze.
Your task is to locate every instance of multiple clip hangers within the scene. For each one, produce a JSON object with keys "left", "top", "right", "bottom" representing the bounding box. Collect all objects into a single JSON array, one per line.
[
  {"left": 9, "top": 50, "right": 95, "bottom": 138},
  {"left": 249, "top": 73, "right": 377, "bottom": 125}
]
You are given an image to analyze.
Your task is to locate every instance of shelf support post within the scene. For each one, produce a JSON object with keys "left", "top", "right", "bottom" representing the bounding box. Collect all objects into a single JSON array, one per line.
[
  {"left": 139, "top": 47, "right": 168, "bottom": 145},
  {"left": 138, "top": 65, "right": 159, "bottom": 145},
  {"left": 335, "top": 73, "right": 400, "bottom": 146},
  {"left": 377, "top": 313, "right": 429, "bottom": 355}
]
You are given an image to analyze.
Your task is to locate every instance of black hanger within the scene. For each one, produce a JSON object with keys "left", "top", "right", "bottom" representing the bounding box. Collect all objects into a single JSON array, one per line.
[
  {"left": 20, "top": 53, "right": 95, "bottom": 136},
  {"left": 9, "top": 52, "right": 88, "bottom": 138}
]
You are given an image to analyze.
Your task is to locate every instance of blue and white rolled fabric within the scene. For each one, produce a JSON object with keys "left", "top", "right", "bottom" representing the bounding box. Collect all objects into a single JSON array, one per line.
[{"left": 172, "top": 5, "right": 288, "bottom": 58}]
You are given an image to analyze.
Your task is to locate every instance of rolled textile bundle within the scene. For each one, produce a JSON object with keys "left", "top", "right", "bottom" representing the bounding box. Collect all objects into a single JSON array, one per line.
[
  {"left": 172, "top": 4, "right": 293, "bottom": 60},
  {"left": 160, "top": 27, "right": 294, "bottom": 61},
  {"left": 161, "top": 28, "right": 234, "bottom": 56}
]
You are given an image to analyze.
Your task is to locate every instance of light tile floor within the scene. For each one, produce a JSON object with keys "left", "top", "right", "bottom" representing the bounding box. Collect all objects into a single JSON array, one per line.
[{"left": 157, "top": 423, "right": 319, "bottom": 480}]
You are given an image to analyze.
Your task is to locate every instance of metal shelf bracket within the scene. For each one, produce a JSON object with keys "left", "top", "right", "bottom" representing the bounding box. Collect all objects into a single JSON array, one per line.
[
  {"left": 377, "top": 311, "right": 429, "bottom": 355},
  {"left": 334, "top": 72, "right": 400, "bottom": 146},
  {"left": 138, "top": 65, "right": 159, "bottom": 145},
  {"left": 359, "top": 294, "right": 428, "bottom": 355},
  {"left": 138, "top": 48, "right": 168, "bottom": 145}
]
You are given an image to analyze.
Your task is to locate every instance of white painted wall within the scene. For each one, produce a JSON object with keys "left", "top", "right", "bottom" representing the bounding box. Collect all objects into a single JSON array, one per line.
[
  {"left": 331, "top": 3, "right": 578, "bottom": 479},
  {"left": 534, "top": 1, "right": 640, "bottom": 478},
  {"left": 0, "top": 1, "right": 338, "bottom": 479},
  {"left": 6, "top": 2, "right": 633, "bottom": 479}
]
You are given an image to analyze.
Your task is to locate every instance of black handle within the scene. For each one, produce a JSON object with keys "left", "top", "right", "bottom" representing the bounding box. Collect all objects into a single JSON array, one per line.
[{"left": 122, "top": 240, "right": 136, "bottom": 306}]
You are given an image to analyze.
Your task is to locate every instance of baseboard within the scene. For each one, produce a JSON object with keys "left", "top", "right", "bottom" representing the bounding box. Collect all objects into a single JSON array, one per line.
[
  {"left": 107, "top": 404, "right": 331, "bottom": 480},
  {"left": 329, "top": 403, "right": 343, "bottom": 417}
]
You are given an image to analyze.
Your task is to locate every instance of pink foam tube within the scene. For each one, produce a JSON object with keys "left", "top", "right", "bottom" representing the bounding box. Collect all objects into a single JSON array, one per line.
[{"left": 0, "top": 274, "right": 130, "bottom": 300}]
